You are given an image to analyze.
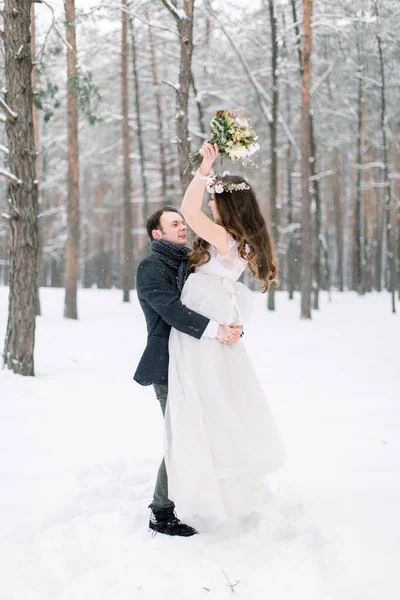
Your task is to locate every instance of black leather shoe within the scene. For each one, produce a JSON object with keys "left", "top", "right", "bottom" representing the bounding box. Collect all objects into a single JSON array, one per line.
[{"left": 148, "top": 504, "right": 198, "bottom": 537}]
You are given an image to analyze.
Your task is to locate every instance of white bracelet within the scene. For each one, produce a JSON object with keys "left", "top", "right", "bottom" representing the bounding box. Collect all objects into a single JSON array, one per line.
[{"left": 195, "top": 168, "right": 209, "bottom": 181}]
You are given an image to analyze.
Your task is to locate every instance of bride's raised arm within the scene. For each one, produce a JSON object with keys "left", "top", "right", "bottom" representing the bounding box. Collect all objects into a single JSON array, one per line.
[{"left": 180, "top": 143, "right": 229, "bottom": 255}]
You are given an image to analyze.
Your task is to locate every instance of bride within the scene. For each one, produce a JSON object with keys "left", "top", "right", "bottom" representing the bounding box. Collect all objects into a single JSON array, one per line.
[{"left": 165, "top": 143, "right": 286, "bottom": 532}]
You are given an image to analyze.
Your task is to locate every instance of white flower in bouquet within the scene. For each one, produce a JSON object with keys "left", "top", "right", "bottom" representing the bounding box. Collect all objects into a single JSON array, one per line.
[{"left": 187, "top": 109, "right": 260, "bottom": 171}]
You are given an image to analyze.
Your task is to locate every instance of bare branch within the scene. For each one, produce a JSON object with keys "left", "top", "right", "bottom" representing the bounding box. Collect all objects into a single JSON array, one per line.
[
  {"left": 310, "top": 63, "right": 333, "bottom": 96},
  {"left": 221, "top": 570, "right": 241, "bottom": 593},
  {"left": 353, "top": 161, "right": 385, "bottom": 170},
  {"left": 160, "top": 0, "right": 188, "bottom": 22},
  {"left": 361, "top": 181, "right": 390, "bottom": 190},
  {"left": 0, "top": 144, "right": 9, "bottom": 155},
  {"left": 310, "top": 168, "right": 337, "bottom": 181},
  {"left": 162, "top": 79, "right": 180, "bottom": 92},
  {"left": 0, "top": 168, "right": 22, "bottom": 185},
  {"left": 0, "top": 98, "right": 17, "bottom": 120},
  {"left": 39, "top": 0, "right": 73, "bottom": 52},
  {"left": 126, "top": 5, "right": 179, "bottom": 35}
]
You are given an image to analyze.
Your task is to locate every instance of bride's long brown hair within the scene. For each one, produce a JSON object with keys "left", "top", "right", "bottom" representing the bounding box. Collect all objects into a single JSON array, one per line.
[{"left": 188, "top": 174, "right": 279, "bottom": 292}]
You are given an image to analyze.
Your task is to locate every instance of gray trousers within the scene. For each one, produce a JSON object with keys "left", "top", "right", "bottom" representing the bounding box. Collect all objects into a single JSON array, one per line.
[{"left": 152, "top": 383, "right": 175, "bottom": 509}]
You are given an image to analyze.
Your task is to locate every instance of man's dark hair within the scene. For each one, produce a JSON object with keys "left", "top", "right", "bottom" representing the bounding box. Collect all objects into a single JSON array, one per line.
[{"left": 146, "top": 206, "right": 181, "bottom": 241}]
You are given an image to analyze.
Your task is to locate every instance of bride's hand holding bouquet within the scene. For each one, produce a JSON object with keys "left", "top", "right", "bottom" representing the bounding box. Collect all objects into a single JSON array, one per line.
[{"left": 198, "top": 142, "right": 219, "bottom": 177}]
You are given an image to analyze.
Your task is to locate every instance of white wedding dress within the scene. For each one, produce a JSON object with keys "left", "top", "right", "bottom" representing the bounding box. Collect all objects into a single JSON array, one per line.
[{"left": 165, "top": 234, "right": 286, "bottom": 531}]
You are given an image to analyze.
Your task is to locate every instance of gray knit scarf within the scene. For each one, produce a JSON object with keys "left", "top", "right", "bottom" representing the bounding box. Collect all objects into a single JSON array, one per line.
[{"left": 151, "top": 239, "right": 191, "bottom": 293}]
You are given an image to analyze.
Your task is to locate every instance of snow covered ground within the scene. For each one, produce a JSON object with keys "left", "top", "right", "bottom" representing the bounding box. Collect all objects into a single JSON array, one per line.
[{"left": 0, "top": 286, "right": 399, "bottom": 600}]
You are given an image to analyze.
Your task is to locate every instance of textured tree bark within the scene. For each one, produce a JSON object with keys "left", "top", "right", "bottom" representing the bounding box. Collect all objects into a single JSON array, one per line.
[
  {"left": 332, "top": 148, "right": 344, "bottom": 292},
  {"left": 31, "top": 2, "right": 41, "bottom": 317},
  {"left": 267, "top": 0, "right": 279, "bottom": 311},
  {"left": 161, "top": 0, "right": 194, "bottom": 194},
  {"left": 190, "top": 69, "right": 206, "bottom": 154},
  {"left": 300, "top": 0, "right": 313, "bottom": 319},
  {"left": 281, "top": 11, "right": 296, "bottom": 301},
  {"left": 286, "top": 142, "right": 296, "bottom": 300},
  {"left": 310, "top": 113, "right": 321, "bottom": 310},
  {"left": 3, "top": 0, "right": 39, "bottom": 375},
  {"left": 375, "top": 0, "right": 396, "bottom": 313},
  {"left": 374, "top": 182, "right": 383, "bottom": 293},
  {"left": 63, "top": 0, "right": 80, "bottom": 319},
  {"left": 121, "top": 0, "right": 133, "bottom": 303},
  {"left": 394, "top": 122, "right": 400, "bottom": 299},
  {"left": 31, "top": 3, "right": 39, "bottom": 186},
  {"left": 146, "top": 8, "right": 168, "bottom": 205},
  {"left": 130, "top": 17, "right": 148, "bottom": 225},
  {"left": 353, "top": 49, "right": 366, "bottom": 295}
]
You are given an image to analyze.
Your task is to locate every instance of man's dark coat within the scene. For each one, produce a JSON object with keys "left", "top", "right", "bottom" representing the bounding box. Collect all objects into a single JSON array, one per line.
[{"left": 133, "top": 254, "right": 210, "bottom": 386}]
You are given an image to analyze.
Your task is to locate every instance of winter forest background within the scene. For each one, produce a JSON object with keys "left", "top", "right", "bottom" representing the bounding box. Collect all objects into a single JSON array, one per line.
[
  {"left": 1, "top": 2, "right": 400, "bottom": 597},
  {"left": 1, "top": 0, "right": 400, "bottom": 360}
]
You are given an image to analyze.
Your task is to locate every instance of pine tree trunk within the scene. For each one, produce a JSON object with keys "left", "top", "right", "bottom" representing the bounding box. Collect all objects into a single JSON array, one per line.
[
  {"left": 63, "top": 0, "right": 79, "bottom": 319},
  {"left": 354, "top": 54, "right": 365, "bottom": 294},
  {"left": 282, "top": 11, "right": 295, "bottom": 300},
  {"left": 31, "top": 2, "right": 41, "bottom": 316},
  {"left": 394, "top": 122, "right": 400, "bottom": 299},
  {"left": 177, "top": 5, "right": 194, "bottom": 193},
  {"left": 2, "top": 0, "right": 39, "bottom": 375},
  {"left": 310, "top": 113, "right": 321, "bottom": 310},
  {"left": 322, "top": 161, "right": 331, "bottom": 297},
  {"left": 374, "top": 183, "right": 383, "bottom": 292},
  {"left": 375, "top": 0, "right": 396, "bottom": 313},
  {"left": 130, "top": 17, "right": 148, "bottom": 225},
  {"left": 300, "top": 0, "right": 313, "bottom": 319},
  {"left": 332, "top": 147, "right": 344, "bottom": 291},
  {"left": 145, "top": 8, "right": 168, "bottom": 205},
  {"left": 161, "top": 0, "right": 194, "bottom": 194},
  {"left": 293, "top": 0, "right": 320, "bottom": 310},
  {"left": 121, "top": 0, "right": 133, "bottom": 303},
  {"left": 267, "top": 0, "right": 279, "bottom": 311},
  {"left": 190, "top": 70, "right": 207, "bottom": 152},
  {"left": 286, "top": 141, "right": 296, "bottom": 300}
]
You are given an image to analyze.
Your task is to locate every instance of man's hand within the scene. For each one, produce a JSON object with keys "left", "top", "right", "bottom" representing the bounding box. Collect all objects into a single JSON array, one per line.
[
  {"left": 230, "top": 325, "right": 243, "bottom": 337},
  {"left": 216, "top": 324, "right": 242, "bottom": 345}
]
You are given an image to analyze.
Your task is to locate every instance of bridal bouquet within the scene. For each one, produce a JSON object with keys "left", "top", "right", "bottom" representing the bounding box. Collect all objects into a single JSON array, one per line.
[{"left": 188, "top": 109, "right": 260, "bottom": 170}]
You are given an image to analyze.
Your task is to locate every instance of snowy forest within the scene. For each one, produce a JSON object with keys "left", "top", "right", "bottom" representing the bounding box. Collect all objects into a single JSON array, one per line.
[
  {"left": 1, "top": 1, "right": 400, "bottom": 360},
  {"left": 1, "top": 2, "right": 400, "bottom": 597}
]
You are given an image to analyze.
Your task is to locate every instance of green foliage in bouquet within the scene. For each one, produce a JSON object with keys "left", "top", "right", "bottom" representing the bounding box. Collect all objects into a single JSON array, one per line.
[{"left": 187, "top": 109, "right": 260, "bottom": 170}]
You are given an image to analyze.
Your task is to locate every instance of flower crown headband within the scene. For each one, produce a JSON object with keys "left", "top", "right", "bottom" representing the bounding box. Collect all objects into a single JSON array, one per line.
[{"left": 206, "top": 171, "right": 250, "bottom": 195}]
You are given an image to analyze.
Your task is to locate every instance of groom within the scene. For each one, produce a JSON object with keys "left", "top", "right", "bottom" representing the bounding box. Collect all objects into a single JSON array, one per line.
[{"left": 134, "top": 206, "right": 241, "bottom": 537}]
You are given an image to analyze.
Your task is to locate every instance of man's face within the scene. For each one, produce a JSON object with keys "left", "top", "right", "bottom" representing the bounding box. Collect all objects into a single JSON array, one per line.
[{"left": 152, "top": 211, "right": 187, "bottom": 245}]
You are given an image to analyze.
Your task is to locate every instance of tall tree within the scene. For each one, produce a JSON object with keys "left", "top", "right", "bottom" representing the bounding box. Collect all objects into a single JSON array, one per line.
[
  {"left": 122, "top": 0, "right": 133, "bottom": 302},
  {"left": 130, "top": 16, "right": 149, "bottom": 225},
  {"left": 31, "top": 0, "right": 42, "bottom": 318},
  {"left": 374, "top": 0, "right": 396, "bottom": 313},
  {"left": 291, "top": 0, "right": 319, "bottom": 311},
  {"left": 281, "top": 11, "right": 297, "bottom": 301},
  {"left": 161, "top": 0, "right": 195, "bottom": 193},
  {"left": 190, "top": 70, "right": 207, "bottom": 153},
  {"left": 332, "top": 147, "right": 344, "bottom": 292},
  {"left": 2, "top": 0, "right": 39, "bottom": 375},
  {"left": 353, "top": 31, "right": 366, "bottom": 295},
  {"left": 266, "top": 0, "right": 279, "bottom": 311},
  {"left": 31, "top": 2, "right": 40, "bottom": 185},
  {"left": 300, "top": 0, "right": 313, "bottom": 319},
  {"left": 394, "top": 121, "right": 400, "bottom": 299},
  {"left": 310, "top": 113, "right": 321, "bottom": 309},
  {"left": 145, "top": 7, "right": 168, "bottom": 204},
  {"left": 64, "top": 0, "right": 80, "bottom": 319}
]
